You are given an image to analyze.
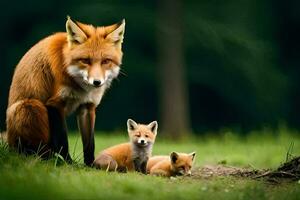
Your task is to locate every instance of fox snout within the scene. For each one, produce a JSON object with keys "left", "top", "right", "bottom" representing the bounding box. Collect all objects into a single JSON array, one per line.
[
  {"left": 93, "top": 79, "right": 102, "bottom": 87},
  {"left": 177, "top": 168, "right": 191, "bottom": 176},
  {"left": 138, "top": 138, "right": 147, "bottom": 144},
  {"left": 86, "top": 65, "right": 105, "bottom": 87},
  {"left": 67, "top": 65, "right": 120, "bottom": 89},
  {"left": 82, "top": 72, "right": 105, "bottom": 88},
  {"left": 86, "top": 77, "right": 103, "bottom": 88},
  {"left": 186, "top": 170, "right": 192, "bottom": 176},
  {"left": 138, "top": 137, "right": 148, "bottom": 145}
]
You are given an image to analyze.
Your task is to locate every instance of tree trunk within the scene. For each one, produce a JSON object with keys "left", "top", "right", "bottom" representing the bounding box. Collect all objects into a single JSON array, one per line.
[{"left": 157, "top": 0, "right": 190, "bottom": 138}]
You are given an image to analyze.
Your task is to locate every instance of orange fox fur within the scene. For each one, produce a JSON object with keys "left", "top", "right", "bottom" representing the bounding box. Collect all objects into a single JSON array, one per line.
[
  {"left": 93, "top": 119, "right": 158, "bottom": 173},
  {"left": 6, "top": 16, "right": 125, "bottom": 165},
  {"left": 147, "top": 152, "right": 196, "bottom": 177}
]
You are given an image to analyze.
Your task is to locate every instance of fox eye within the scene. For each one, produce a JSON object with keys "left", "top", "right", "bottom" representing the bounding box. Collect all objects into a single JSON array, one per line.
[
  {"left": 135, "top": 135, "right": 141, "bottom": 137},
  {"left": 79, "top": 58, "right": 91, "bottom": 65},
  {"left": 101, "top": 59, "right": 111, "bottom": 65},
  {"left": 145, "top": 135, "right": 149, "bottom": 138}
]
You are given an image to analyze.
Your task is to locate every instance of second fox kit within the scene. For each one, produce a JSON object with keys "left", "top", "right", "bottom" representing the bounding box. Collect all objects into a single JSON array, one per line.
[
  {"left": 93, "top": 119, "right": 158, "bottom": 173},
  {"left": 147, "top": 152, "right": 196, "bottom": 177}
]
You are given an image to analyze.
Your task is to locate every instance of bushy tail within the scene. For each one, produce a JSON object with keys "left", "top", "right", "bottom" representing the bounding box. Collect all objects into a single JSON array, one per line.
[{"left": 6, "top": 99, "right": 50, "bottom": 155}]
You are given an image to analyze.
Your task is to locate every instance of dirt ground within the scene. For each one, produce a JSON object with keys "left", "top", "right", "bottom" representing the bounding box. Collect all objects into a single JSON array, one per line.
[
  {"left": 192, "top": 165, "right": 264, "bottom": 179},
  {"left": 191, "top": 156, "right": 300, "bottom": 184}
]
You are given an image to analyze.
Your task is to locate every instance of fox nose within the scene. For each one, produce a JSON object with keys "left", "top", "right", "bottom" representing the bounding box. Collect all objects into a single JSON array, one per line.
[
  {"left": 140, "top": 140, "right": 145, "bottom": 144},
  {"left": 93, "top": 80, "right": 102, "bottom": 87}
]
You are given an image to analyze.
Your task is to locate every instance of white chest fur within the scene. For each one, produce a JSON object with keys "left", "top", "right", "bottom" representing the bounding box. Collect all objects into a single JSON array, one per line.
[
  {"left": 132, "top": 144, "right": 153, "bottom": 164},
  {"left": 59, "top": 85, "right": 107, "bottom": 115}
]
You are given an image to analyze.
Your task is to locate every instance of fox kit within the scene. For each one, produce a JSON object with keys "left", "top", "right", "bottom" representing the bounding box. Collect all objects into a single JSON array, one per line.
[
  {"left": 6, "top": 16, "right": 125, "bottom": 165},
  {"left": 93, "top": 119, "right": 158, "bottom": 174},
  {"left": 147, "top": 152, "right": 196, "bottom": 177}
]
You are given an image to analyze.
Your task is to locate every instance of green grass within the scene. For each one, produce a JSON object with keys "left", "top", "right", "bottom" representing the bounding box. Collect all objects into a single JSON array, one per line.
[{"left": 0, "top": 128, "right": 300, "bottom": 200}]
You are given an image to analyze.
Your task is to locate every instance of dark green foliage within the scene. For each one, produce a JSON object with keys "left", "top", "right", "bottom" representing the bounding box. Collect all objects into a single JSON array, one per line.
[{"left": 0, "top": 0, "right": 298, "bottom": 133}]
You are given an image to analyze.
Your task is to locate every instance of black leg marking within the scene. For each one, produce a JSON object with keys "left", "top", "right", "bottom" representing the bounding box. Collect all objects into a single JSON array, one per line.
[
  {"left": 133, "top": 159, "right": 141, "bottom": 172},
  {"left": 141, "top": 161, "right": 147, "bottom": 174},
  {"left": 77, "top": 104, "right": 95, "bottom": 166},
  {"left": 83, "top": 136, "right": 95, "bottom": 166},
  {"left": 47, "top": 105, "right": 72, "bottom": 163}
]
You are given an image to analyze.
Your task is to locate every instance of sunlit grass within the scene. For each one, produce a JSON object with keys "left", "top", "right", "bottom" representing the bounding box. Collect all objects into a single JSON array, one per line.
[
  {"left": 0, "top": 129, "right": 300, "bottom": 200},
  {"left": 70, "top": 127, "right": 300, "bottom": 169}
]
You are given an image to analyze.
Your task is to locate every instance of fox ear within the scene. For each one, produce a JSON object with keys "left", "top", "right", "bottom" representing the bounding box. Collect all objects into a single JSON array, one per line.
[
  {"left": 127, "top": 119, "right": 138, "bottom": 131},
  {"left": 106, "top": 19, "right": 125, "bottom": 46},
  {"left": 189, "top": 152, "right": 196, "bottom": 161},
  {"left": 170, "top": 152, "right": 179, "bottom": 164},
  {"left": 66, "top": 16, "right": 88, "bottom": 46},
  {"left": 147, "top": 121, "right": 158, "bottom": 135}
]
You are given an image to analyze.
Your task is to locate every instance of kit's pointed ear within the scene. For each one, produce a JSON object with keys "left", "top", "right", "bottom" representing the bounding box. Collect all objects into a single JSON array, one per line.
[
  {"left": 170, "top": 152, "right": 179, "bottom": 164},
  {"left": 147, "top": 121, "right": 158, "bottom": 135},
  {"left": 66, "top": 16, "right": 88, "bottom": 46},
  {"left": 106, "top": 19, "right": 125, "bottom": 46},
  {"left": 127, "top": 119, "right": 138, "bottom": 132},
  {"left": 189, "top": 152, "right": 196, "bottom": 161}
]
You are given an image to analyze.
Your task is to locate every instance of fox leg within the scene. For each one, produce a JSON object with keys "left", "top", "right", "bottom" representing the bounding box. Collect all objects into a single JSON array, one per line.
[
  {"left": 46, "top": 104, "right": 72, "bottom": 163},
  {"left": 140, "top": 161, "right": 148, "bottom": 174},
  {"left": 149, "top": 163, "right": 171, "bottom": 177},
  {"left": 150, "top": 168, "right": 169, "bottom": 177},
  {"left": 134, "top": 160, "right": 148, "bottom": 174},
  {"left": 6, "top": 99, "right": 50, "bottom": 156},
  {"left": 77, "top": 104, "right": 95, "bottom": 166},
  {"left": 133, "top": 159, "right": 140, "bottom": 172},
  {"left": 93, "top": 153, "right": 118, "bottom": 171}
]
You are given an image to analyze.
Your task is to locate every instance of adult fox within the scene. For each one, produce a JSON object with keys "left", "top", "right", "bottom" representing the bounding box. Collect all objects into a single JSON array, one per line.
[{"left": 6, "top": 16, "right": 125, "bottom": 165}]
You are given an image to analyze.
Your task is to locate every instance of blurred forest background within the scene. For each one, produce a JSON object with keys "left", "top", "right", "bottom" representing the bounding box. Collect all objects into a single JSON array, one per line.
[{"left": 0, "top": 0, "right": 300, "bottom": 137}]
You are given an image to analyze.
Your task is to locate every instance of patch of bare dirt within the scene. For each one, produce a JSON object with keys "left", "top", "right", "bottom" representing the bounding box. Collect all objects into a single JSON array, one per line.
[
  {"left": 191, "top": 165, "right": 264, "bottom": 179},
  {"left": 191, "top": 156, "right": 300, "bottom": 184}
]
